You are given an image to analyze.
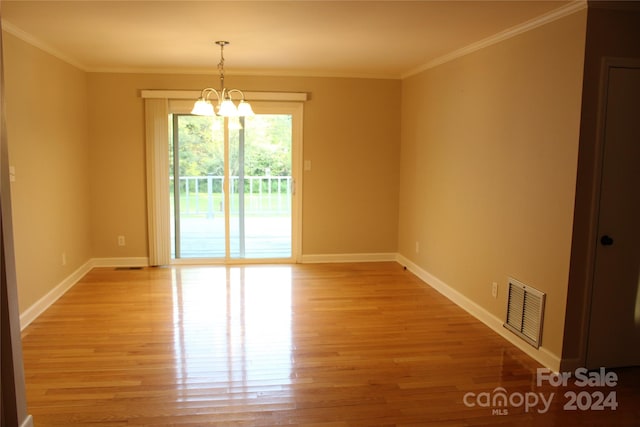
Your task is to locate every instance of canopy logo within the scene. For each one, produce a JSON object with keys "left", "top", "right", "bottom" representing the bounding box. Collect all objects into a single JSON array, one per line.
[
  {"left": 462, "top": 367, "right": 618, "bottom": 416},
  {"left": 463, "top": 387, "right": 553, "bottom": 415}
]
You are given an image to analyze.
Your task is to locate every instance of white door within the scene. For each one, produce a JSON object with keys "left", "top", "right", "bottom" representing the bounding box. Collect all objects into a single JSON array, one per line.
[{"left": 586, "top": 65, "right": 640, "bottom": 368}]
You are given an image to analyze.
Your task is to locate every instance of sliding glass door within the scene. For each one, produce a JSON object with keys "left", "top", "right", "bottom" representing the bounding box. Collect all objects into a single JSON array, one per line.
[
  {"left": 170, "top": 114, "right": 226, "bottom": 258},
  {"left": 229, "top": 114, "right": 294, "bottom": 258},
  {"left": 169, "top": 103, "right": 300, "bottom": 262}
]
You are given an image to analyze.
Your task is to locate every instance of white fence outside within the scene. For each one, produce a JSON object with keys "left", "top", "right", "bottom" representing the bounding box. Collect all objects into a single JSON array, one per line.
[{"left": 170, "top": 175, "right": 292, "bottom": 217}]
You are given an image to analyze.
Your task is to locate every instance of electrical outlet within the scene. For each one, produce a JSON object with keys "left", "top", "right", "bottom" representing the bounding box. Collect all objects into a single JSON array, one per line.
[
  {"left": 492, "top": 282, "right": 498, "bottom": 298},
  {"left": 415, "top": 241, "right": 420, "bottom": 253},
  {"left": 62, "top": 252, "right": 67, "bottom": 266},
  {"left": 118, "top": 235, "right": 126, "bottom": 246}
]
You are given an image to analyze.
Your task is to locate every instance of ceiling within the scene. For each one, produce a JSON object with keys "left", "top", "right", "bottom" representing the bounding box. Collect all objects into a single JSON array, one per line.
[{"left": 2, "top": 1, "right": 578, "bottom": 79}]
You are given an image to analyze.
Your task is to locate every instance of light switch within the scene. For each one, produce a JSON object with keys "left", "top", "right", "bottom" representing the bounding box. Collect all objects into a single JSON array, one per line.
[
  {"left": 9, "top": 166, "right": 16, "bottom": 182},
  {"left": 304, "top": 160, "right": 312, "bottom": 171}
]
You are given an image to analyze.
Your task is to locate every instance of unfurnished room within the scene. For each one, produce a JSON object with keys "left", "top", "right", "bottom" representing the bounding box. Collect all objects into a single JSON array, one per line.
[{"left": 1, "top": 1, "right": 640, "bottom": 426}]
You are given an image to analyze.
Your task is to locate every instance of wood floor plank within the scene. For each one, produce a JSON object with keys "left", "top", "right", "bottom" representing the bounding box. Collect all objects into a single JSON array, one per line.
[{"left": 21, "top": 262, "right": 639, "bottom": 426}]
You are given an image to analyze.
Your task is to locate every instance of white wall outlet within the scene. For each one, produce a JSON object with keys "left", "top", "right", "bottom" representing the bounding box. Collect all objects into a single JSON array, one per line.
[
  {"left": 415, "top": 241, "right": 420, "bottom": 253},
  {"left": 118, "top": 235, "right": 126, "bottom": 246},
  {"left": 62, "top": 252, "right": 67, "bottom": 266},
  {"left": 492, "top": 282, "right": 498, "bottom": 298}
]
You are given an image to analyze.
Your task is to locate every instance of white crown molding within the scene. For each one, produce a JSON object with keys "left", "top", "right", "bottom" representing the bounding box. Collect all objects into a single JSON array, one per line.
[
  {"left": 1, "top": 21, "right": 394, "bottom": 79},
  {"left": 1, "top": 20, "right": 88, "bottom": 71},
  {"left": 4, "top": 1, "right": 586, "bottom": 80},
  {"left": 402, "top": 0, "right": 588, "bottom": 79}
]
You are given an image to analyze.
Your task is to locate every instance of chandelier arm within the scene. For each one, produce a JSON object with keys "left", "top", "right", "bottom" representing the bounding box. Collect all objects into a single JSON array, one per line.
[
  {"left": 200, "top": 87, "right": 221, "bottom": 102},
  {"left": 225, "top": 88, "right": 247, "bottom": 101}
]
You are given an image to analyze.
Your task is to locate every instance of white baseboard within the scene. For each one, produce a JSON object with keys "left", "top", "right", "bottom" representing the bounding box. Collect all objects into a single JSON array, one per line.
[
  {"left": 20, "top": 252, "right": 562, "bottom": 371},
  {"left": 91, "top": 257, "right": 149, "bottom": 267},
  {"left": 301, "top": 252, "right": 397, "bottom": 264},
  {"left": 19, "top": 260, "right": 94, "bottom": 331},
  {"left": 396, "top": 254, "right": 561, "bottom": 371},
  {"left": 20, "top": 257, "right": 149, "bottom": 330},
  {"left": 20, "top": 415, "right": 34, "bottom": 427}
]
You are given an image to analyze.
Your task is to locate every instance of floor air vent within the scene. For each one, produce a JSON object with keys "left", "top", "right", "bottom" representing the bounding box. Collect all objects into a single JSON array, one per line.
[{"left": 504, "top": 278, "right": 545, "bottom": 348}]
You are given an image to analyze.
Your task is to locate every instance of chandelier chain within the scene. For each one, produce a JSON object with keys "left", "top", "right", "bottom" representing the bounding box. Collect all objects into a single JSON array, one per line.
[{"left": 216, "top": 41, "right": 228, "bottom": 93}]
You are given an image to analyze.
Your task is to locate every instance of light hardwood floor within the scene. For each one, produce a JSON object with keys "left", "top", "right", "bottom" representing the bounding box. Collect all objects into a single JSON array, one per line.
[{"left": 21, "top": 263, "right": 639, "bottom": 426}]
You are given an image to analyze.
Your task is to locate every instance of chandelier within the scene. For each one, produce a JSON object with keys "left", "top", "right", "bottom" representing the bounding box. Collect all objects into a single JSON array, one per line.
[{"left": 191, "top": 41, "right": 254, "bottom": 117}]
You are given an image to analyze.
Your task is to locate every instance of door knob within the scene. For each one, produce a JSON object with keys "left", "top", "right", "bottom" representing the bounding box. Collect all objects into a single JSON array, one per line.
[{"left": 600, "top": 235, "right": 614, "bottom": 246}]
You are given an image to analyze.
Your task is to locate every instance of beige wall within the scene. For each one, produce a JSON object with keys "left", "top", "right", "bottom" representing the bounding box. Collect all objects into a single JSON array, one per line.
[
  {"left": 4, "top": 37, "right": 401, "bottom": 314},
  {"left": 88, "top": 73, "right": 401, "bottom": 258},
  {"left": 3, "top": 32, "right": 92, "bottom": 313},
  {"left": 398, "top": 11, "right": 587, "bottom": 358}
]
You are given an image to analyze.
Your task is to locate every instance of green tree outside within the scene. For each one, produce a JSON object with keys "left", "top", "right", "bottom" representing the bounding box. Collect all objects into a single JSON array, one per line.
[{"left": 170, "top": 114, "right": 291, "bottom": 180}]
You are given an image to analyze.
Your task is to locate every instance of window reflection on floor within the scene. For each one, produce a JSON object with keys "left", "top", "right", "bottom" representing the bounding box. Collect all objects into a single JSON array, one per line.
[{"left": 171, "top": 266, "right": 293, "bottom": 401}]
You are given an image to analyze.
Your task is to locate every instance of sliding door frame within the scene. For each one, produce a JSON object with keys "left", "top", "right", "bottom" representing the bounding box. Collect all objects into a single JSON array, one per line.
[{"left": 144, "top": 91, "right": 305, "bottom": 265}]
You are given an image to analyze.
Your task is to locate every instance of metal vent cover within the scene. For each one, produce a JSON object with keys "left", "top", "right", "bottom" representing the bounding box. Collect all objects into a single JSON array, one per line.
[{"left": 504, "top": 278, "right": 545, "bottom": 348}]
